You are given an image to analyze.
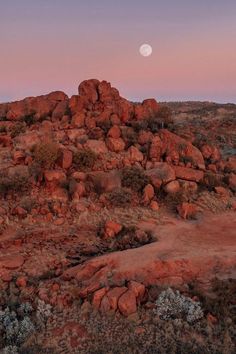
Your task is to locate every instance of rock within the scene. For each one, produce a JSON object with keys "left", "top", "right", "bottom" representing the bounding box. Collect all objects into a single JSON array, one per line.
[
  {"left": 100, "top": 295, "right": 111, "bottom": 313},
  {"left": 16, "top": 276, "right": 27, "bottom": 288},
  {"left": 58, "top": 149, "right": 73, "bottom": 169},
  {"left": 106, "top": 137, "right": 125, "bottom": 152},
  {"left": 118, "top": 290, "right": 137, "bottom": 316},
  {"left": 12, "top": 206, "right": 27, "bottom": 218},
  {"left": 159, "top": 129, "right": 205, "bottom": 168},
  {"left": 146, "top": 163, "right": 176, "bottom": 188},
  {"left": 178, "top": 180, "right": 198, "bottom": 193},
  {"left": 106, "top": 287, "right": 127, "bottom": 310},
  {"left": 13, "top": 150, "right": 25, "bottom": 164},
  {"left": 128, "top": 281, "right": 145, "bottom": 302},
  {"left": 84, "top": 139, "right": 108, "bottom": 154},
  {"left": 149, "top": 136, "right": 163, "bottom": 160},
  {"left": 215, "top": 186, "right": 230, "bottom": 197},
  {"left": 0, "top": 255, "right": 25, "bottom": 269},
  {"left": 108, "top": 125, "right": 121, "bottom": 139},
  {"left": 177, "top": 202, "right": 198, "bottom": 219},
  {"left": 72, "top": 182, "right": 86, "bottom": 200},
  {"left": 71, "top": 112, "right": 86, "bottom": 128},
  {"left": 150, "top": 200, "right": 159, "bottom": 211},
  {"left": 104, "top": 221, "right": 122, "bottom": 239},
  {"left": 92, "top": 288, "right": 107, "bottom": 310},
  {"left": 88, "top": 170, "right": 121, "bottom": 193},
  {"left": 173, "top": 166, "right": 204, "bottom": 182},
  {"left": 52, "top": 100, "right": 69, "bottom": 120},
  {"left": 138, "top": 131, "right": 153, "bottom": 145},
  {"left": 201, "top": 145, "right": 221, "bottom": 162},
  {"left": 228, "top": 174, "right": 236, "bottom": 192},
  {"left": 78, "top": 79, "right": 100, "bottom": 104},
  {"left": 225, "top": 157, "right": 236, "bottom": 173},
  {"left": 164, "top": 180, "right": 180, "bottom": 194},
  {"left": 143, "top": 184, "right": 155, "bottom": 204},
  {"left": 44, "top": 170, "right": 67, "bottom": 184},
  {"left": 129, "top": 146, "right": 144, "bottom": 163}
]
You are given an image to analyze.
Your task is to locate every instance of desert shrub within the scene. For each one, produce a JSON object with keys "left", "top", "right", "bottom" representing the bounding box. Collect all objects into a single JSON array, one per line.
[
  {"left": 10, "top": 123, "right": 26, "bottom": 138},
  {"left": 19, "top": 197, "right": 37, "bottom": 212},
  {"left": 107, "top": 188, "right": 132, "bottom": 207},
  {"left": 32, "top": 141, "right": 59, "bottom": 169},
  {"left": 0, "top": 126, "right": 7, "bottom": 133},
  {"left": 73, "top": 149, "right": 97, "bottom": 171},
  {"left": 22, "top": 115, "right": 36, "bottom": 126},
  {"left": 201, "top": 172, "right": 226, "bottom": 191},
  {"left": 122, "top": 129, "right": 138, "bottom": 148},
  {"left": 179, "top": 156, "right": 195, "bottom": 165},
  {"left": 154, "top": 288, "right": 203, "bottom": 323},
  {"left": 121, "top": 166, "right": 149, "bottom": 192},
  {"left": 0, "top": 172, "right": 29, "bottom": 197},
  {"left": 0, "top": 303, "right": 35, "bottom": 349},
  {"left": 36, "top": 300, "right": 52, "bottom": 329},
  {"left": 132, "top": 120, "right": 149, "bottom": 133},
  {"left": 28, "top": 163, "right": 43, "bottom": 182}
]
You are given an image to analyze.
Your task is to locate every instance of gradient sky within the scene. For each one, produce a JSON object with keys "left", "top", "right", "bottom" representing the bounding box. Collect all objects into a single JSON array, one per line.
[{"left": 0, "top": 0, "right": 236, "bottom": 103}]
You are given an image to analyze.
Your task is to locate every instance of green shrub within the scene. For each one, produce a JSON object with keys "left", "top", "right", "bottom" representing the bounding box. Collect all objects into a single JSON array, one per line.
[
  {"left": 73, "top": 149, "right": 97, "bottom": 170},
  {"left": 10, "top": 123, "right": 26, "bottom": 138},
  {"left": 121, "top": 166, "right": 149, "bottom": 192},
  {"left": 32, "top": 141, "right": 59, "bottom": 169},
  {"left": 107, "top": 188, "right": 132, "bottom": 207}
]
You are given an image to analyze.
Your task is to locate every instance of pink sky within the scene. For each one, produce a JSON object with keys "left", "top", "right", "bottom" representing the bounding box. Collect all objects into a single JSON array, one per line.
[{"left": 1, "top": 1, "right": 236, "bottom": 103}]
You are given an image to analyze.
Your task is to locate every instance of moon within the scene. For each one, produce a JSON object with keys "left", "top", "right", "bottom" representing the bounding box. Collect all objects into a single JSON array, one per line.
[{"left": 139, "top": 43, "right": 152, "bottom": 57}]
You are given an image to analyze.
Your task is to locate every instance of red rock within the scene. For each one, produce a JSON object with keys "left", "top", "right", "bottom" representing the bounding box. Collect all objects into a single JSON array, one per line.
[
  {"left": 92, "top": 287, "right": 107, "bottom": 310},
  {"left": 149, "top": 136, "right": 163, "bottom": 160},
  {"left": 207, "top": 313, "right": 218, "bottom": 325},
  {"left": 225, "top": 157, "right": 236, "bottom": 173},
  {"left": 0, "top": 255, "right": 24, "bottom": 269},
  {"left": 16, "top": 276, "right": 27, "bottom": 288},
  {"left": 173, "top": 166, "right": 204, "bottom": 182},
  {"left": 159, "top": 129, "right": 205, "bottom": 168},
  {"left": 138, "top": 130, "right": 153, "bottom": 145},
  {"left": 72, "top": 182, "right": 86, "bottom": 200},
  {"left": 106, "top": 137, "right": 125, "bottom": 152},
  {"left": 0, "top": 135, "right": 12, "bottom": 147},
  {"left": 108, "top": 125, "right": 121, "bottom": 139},
  {"left": 44, "top": 170, "right": 66, "bottom": 184},
  {"left": 128, "top": 281, "right": 145, "bottom": 301},
  {"left": 100, "top": 295, "right": 111, "bottom": 312},
  {"left": 78, "top": 79, "right": 100, "bottom": 104},
  {"left": 179, "top": 180, "right": 198, "bottom": 193},
  {"left": 88, "top": 170, "right": 121, "bottom": 193},
  {"left": 228, "top": 174, "right": 236, "bottom": 192},
  {"left": 143, "top": 184, "right": 155, "bottom": 204},
  {"left": 13, "top": 150, "right": 25, "bottom": 164},
  {"left": 58, "top": 149, "right": 73, "bottom": 169},
  {"left": 106, "top": 287, "right": 127, "bottom": 310},
  {"left": 164, "top": 180, "right": 180, "bottom": 194},
  {"left": 201, "top": 145, "right": 221, "bottom": 162},
  {"left": 208, "top": 164, "right": 217, "bottom": 173},
  {"left": 84, "top": 139, "right": 108, "bottom": 154},
  {"left": 177, "top": 202, "right": 198, "bottom": 219},
  {"left": 71, "top": 112, "right": 85, "bottom": 128},
  {"left": 52, "top": 100, "right": 69, "bottom": 120},
  {"left": 12, "top": 206, "right": 27, "bottom": 218},
  {"left": 54, "top": 218, "right": 65, "bottom": 225},
  {"left": 150, "top": 200, "right": 159, "bottom": 211},
  {"left": 1, "top": 272, "right": 13, "bottom": 282},
  {"left": 146, "top": 163, "right": 175, "bottom": 188},
  {"left": 104, "top": 221, "right": 122, "bottom": 239},
  {"left": 129, "top": 146, "right": 144, "bottom": 163},
  {"left": 118, "top": 290, "right": 137, "bottom": 316},
  {"left": 215, "top": 186, "right": 230, "bottom": 197}
]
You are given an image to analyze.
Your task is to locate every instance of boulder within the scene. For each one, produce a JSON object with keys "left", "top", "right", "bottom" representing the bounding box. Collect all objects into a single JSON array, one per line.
[
  {"left": 164, "top": 180, "right": 180, "bottom": 194},
  {"left": 129, "top": 146, "right": 144, "bottom": 163},
  {"left": 106, "top": 137, "right": 125, "bottom": 152},
  {"left": 118, "top": 290, "right": 137, "bottom": 316},
  {"left": 88, "top": 170, "right": 121, "bottom": 193},
  {"left": 84, "top": 139, "right": 108, "bottom": 154},
  {"left": 173, "top": 166, "right": 204, "bottom": 182},
  {"left": 146, "top": 163, "right": 176, "bottom": 188},
  {"left": 106, "top": 287, "right": 127, "bottom": 310}
]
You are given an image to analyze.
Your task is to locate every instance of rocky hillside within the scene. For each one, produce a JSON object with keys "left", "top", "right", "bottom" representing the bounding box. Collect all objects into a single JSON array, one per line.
[{"left": 0, "top": 80, "right": 236, "bottom": 353}]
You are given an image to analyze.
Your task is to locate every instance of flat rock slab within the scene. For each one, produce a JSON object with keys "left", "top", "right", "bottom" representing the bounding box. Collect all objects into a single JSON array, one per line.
[
  {"left": 63, "top": 212, "right": 236, "bottom": 294},
  {"left": 0, "top": 255, "right": 25, "bottom": 270}
]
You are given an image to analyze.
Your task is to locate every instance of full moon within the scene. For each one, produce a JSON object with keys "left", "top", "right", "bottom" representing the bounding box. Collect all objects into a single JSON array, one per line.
[{"left": 139, "top": 44, "right": 152, "bottom": 57}]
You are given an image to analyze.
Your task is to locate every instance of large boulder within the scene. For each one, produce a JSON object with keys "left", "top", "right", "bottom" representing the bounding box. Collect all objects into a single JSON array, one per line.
[
  {"left": 146, "top": 163, "right": 176, "bottom": 188},
  {"left": 173, "top": 166, "right": 204, "bottom": 182}
]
